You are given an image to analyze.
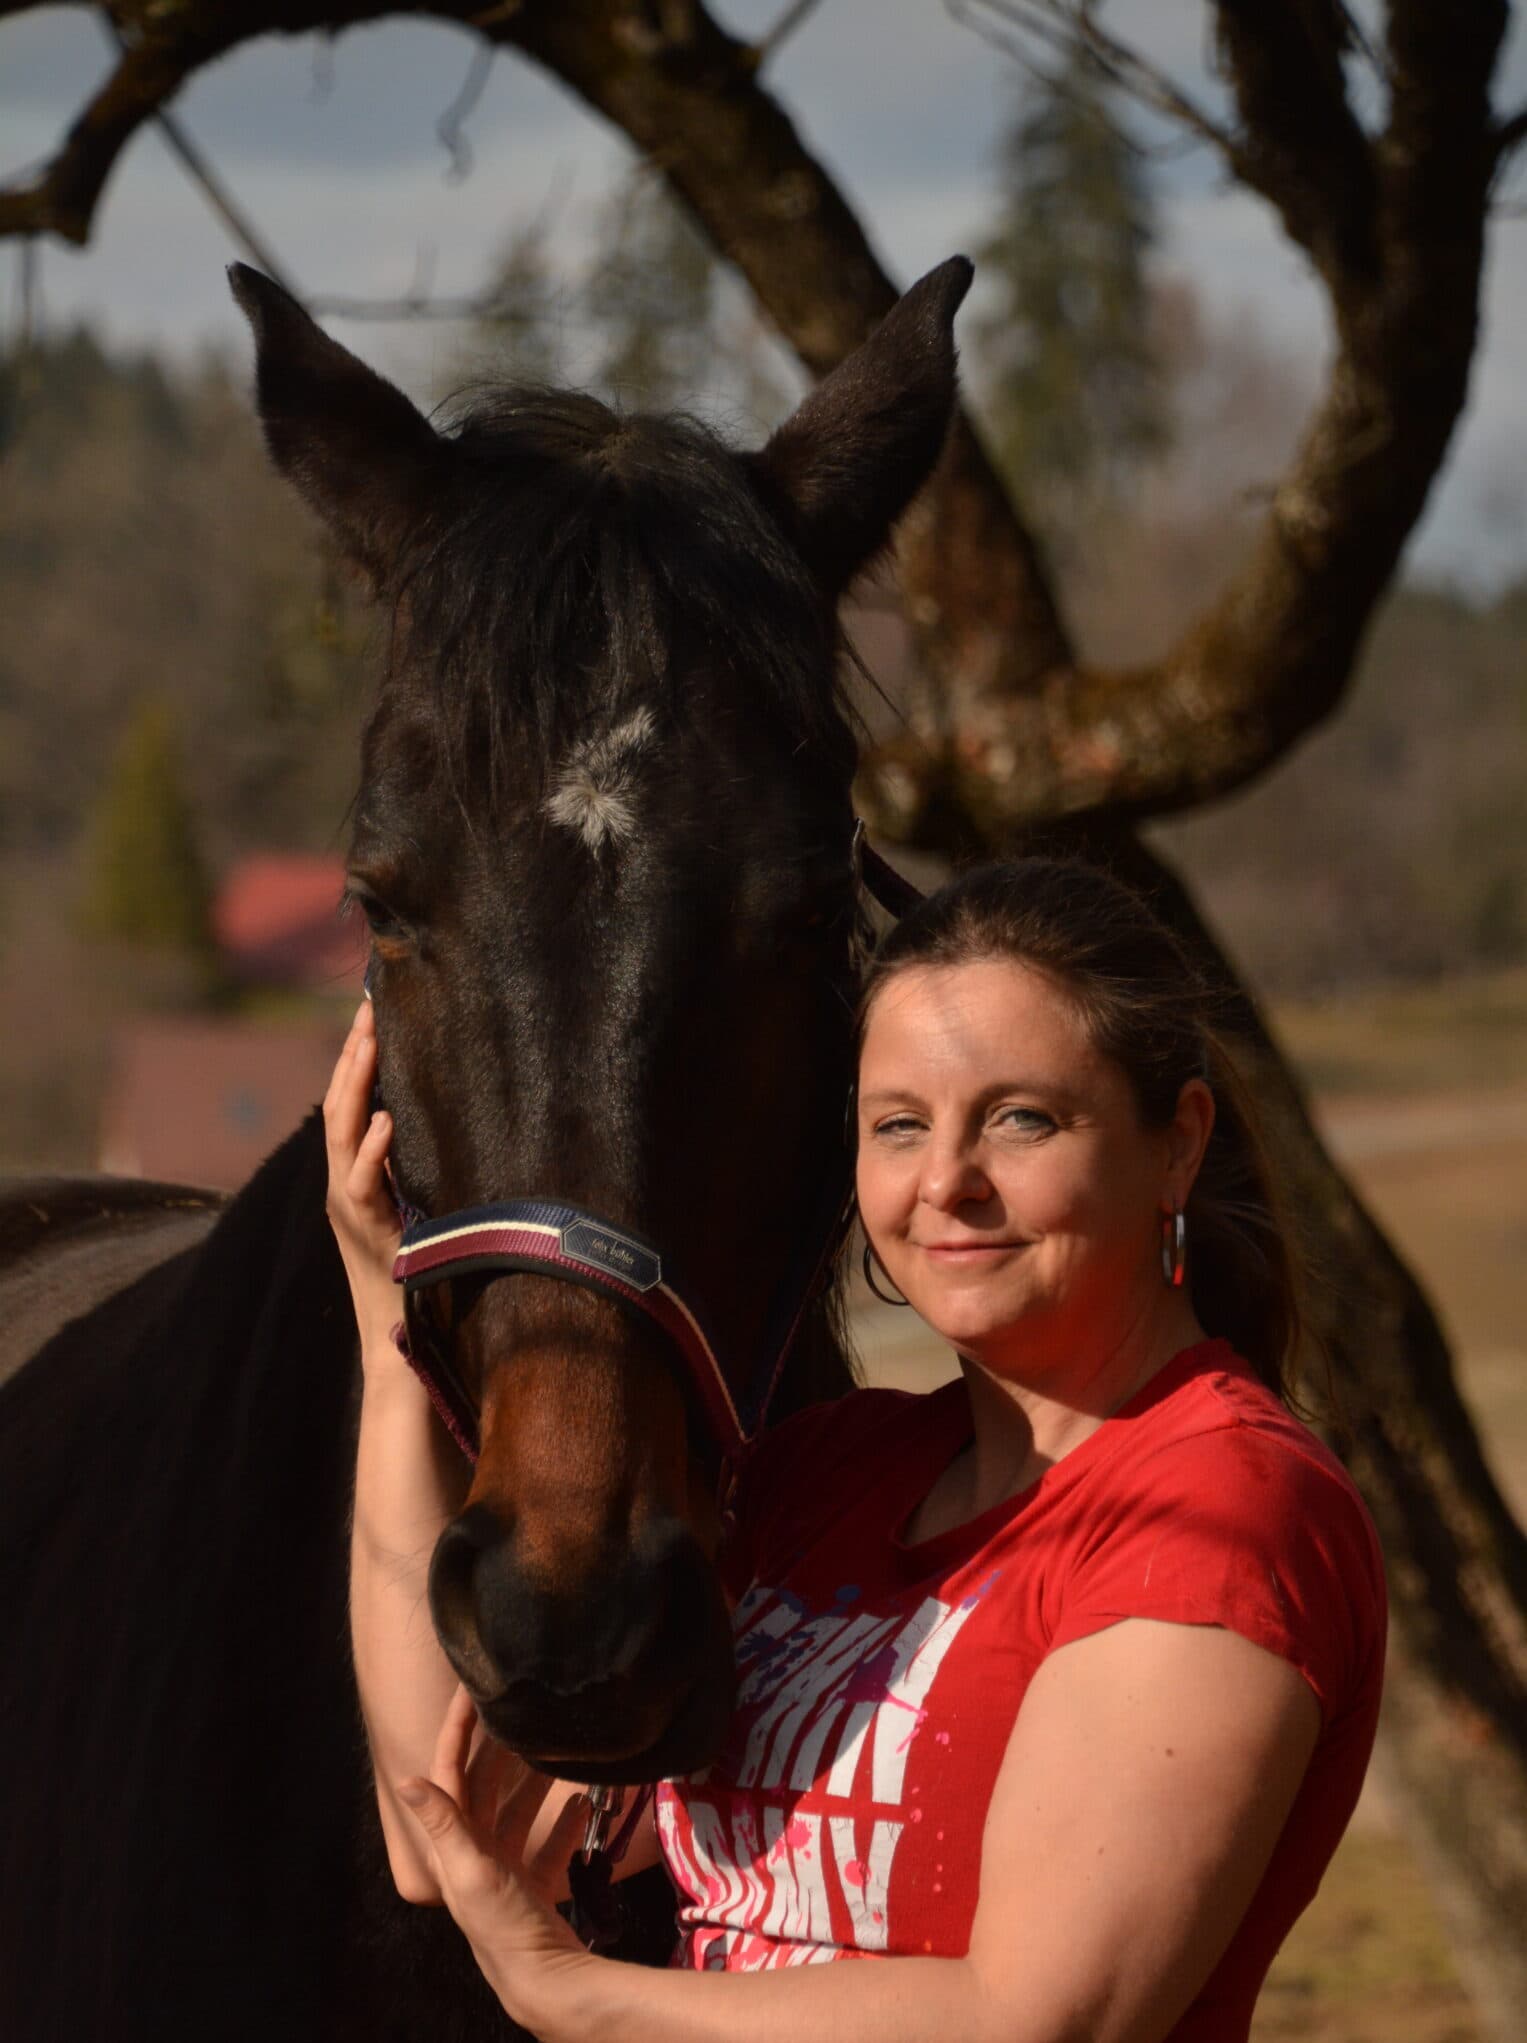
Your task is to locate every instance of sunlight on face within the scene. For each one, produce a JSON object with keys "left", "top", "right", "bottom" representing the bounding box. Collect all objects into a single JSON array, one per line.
[{"left": 856, "top": 960, "right": 1183, "bottom": 1378}]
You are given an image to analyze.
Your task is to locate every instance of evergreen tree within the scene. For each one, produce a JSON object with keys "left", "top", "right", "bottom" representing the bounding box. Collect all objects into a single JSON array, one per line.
[
  {"left": 79, "top": 697, "right": 215, "bottom": 960},
  {"left": 474, "top": 214, "right": 564, "bottom": 386},
  {"left": 975, "top": 51, "right": 1167, "bottom": 511},
  {"left": 584, "top": 175, "right": 715, "bottom": 411}
]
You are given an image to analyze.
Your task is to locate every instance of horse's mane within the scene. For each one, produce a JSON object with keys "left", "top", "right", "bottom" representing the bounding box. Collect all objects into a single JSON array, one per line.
[{"left": 390, "top": 388, "right": 859, "bottom": 804}]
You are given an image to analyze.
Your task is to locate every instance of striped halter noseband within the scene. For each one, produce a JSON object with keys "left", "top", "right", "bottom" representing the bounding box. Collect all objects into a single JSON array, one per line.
[{"left": 380, "top": 828, "right": 922, "bottom": 1468}]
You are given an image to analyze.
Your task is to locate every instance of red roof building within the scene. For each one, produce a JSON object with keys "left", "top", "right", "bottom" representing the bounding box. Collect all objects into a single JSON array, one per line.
[{"left": 213, "top": 853, "right": 365, "bottom": 992}]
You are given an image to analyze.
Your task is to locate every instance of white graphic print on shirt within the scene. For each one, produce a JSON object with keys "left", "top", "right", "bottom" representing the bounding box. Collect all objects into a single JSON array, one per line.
[{"left": 663, "top": 1579, "right": 986, "bottom": 1968}]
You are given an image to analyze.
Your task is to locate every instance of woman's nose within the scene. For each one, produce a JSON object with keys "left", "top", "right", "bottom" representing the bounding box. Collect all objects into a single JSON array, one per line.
[{"left": 919, "top": 1139, "right": 991, "bottom": 1211}]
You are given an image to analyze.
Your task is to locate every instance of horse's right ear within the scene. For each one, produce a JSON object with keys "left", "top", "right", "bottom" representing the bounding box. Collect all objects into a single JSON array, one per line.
[{"left": 228, "top": 264, "right": 448, "bottom": 585}]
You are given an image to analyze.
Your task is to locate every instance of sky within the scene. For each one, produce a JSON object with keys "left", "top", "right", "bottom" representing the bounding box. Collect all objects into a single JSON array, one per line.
[{"left": 4, "top": 0, "right": 1527, "bottom": 590}]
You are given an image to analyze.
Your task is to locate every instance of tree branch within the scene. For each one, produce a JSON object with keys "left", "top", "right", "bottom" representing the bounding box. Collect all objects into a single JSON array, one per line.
[
  {"left": 1498, "top": 104, "right": 1527, "bottom": 160},
  {"left": 0, "top": 31, "right": 214, "bottom": 243},
  {"left": 1208, "top": 0, "right": 1381, "bottom": 291}
]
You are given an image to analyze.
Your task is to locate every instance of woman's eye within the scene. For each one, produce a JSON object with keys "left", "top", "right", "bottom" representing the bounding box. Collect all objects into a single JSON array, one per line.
[
  {"left": 994, "top": 1106, "right": 1055, "bottom": 1136},
  {"left": 871, "top": 1115, "right": 924, "bottom": 1140}
]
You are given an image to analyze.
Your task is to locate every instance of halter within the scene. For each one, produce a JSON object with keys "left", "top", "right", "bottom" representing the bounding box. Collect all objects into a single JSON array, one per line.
[{"left": 376, "top": 825, "right": 920, "bottom": 1469}]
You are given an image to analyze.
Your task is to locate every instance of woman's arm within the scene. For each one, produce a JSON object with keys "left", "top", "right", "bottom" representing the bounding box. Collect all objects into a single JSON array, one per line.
[
  {"left": 328, "top": 1002, "right": 467, "bottom": 1899},
  {"left": 403, "top": 1615, "right": 1320, "bottom": 2042}
]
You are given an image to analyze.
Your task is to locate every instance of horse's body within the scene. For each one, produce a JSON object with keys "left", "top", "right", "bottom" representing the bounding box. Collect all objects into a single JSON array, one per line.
[
  {"left": 0, "top": 1125, "right": 547, "bottom": 2040},
  {"left": 0, "top": 256, "right": 970, "bottom": 2038}
]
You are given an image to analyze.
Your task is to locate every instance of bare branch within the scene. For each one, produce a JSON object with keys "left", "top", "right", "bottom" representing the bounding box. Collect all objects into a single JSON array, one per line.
[
  {"left": 752, "top": 0, "right": 824, "bottom": 68},
  {"left": 1496, "top": 104, "right": 1527, "bottom": 163},
  {"left": 436, "top": 40, "right": 495, "bottom": 184},
  {"left": 949, "top": 0, "right": 1380, "bottom": 288},
  {"left": 306, "top": 287, "right": 549, "bottom": 321},
  {"left": 946, "top": 0, "right": 1235, "bottom": 160}
]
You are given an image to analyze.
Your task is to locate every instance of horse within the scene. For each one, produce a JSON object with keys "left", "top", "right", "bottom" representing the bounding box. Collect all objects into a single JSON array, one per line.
[{"left": 0, "top": 252, "right": 971, "bottom": 2041}]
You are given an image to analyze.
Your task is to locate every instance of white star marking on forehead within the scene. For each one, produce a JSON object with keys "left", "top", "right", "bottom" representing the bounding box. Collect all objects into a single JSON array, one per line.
[{"left": 544, "top": 706, "right": 657, "bottom": 851}]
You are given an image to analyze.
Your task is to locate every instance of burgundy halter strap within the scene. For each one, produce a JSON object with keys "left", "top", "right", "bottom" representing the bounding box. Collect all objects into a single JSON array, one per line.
[
  {"left": 380, "top": 825, "right": 921, "bottom": 1467},
  {"left": 390, "top": 1194, "right": 842, "bottom": 1465}
]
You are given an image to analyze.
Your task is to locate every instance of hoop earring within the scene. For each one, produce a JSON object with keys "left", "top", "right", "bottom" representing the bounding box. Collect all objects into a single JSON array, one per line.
[
  {"left": 862, "top": 1240, "right": 911, "bottom": 1308},
  {"left": 1161, "top": 1208, "right": 1187, "bottom": 1289}
]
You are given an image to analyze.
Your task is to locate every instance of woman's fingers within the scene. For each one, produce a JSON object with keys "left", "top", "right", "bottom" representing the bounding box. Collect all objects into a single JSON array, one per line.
[
  {"left": 395, "top": 1778, "right": 497, "bottom": 1906},
  {"left": 345, "top": 1110, "right": 395, "bottom": 1217},
  {"left": 433, "top": 1683, "right": 480, "bottom": 1814},
  {"left": 325, "top": 1005, "right": 376, "bottom": 1160}
]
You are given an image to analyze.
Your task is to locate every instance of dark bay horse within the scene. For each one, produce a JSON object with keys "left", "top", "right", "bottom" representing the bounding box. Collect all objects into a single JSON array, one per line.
[{"left": 0, "top": 254, "right": 971, "bottom": 2041}]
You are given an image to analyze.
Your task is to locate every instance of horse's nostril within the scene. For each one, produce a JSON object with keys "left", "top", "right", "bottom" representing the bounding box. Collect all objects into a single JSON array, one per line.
[{"left": 429, "top": 1504, "right": 509, "bottom": 1693}]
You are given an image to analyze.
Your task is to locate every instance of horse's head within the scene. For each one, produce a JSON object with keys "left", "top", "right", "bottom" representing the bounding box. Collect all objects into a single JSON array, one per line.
[{"left": 233, "top": 256, "right": 970, "bottom": 1780}]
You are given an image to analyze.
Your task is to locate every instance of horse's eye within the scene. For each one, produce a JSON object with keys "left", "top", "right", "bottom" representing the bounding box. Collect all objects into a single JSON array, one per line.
[{"left": 346, "top": 886, "right": 405, "bottom": 941}]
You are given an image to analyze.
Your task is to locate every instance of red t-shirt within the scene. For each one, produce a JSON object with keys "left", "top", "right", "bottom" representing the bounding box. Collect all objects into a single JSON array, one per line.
[{"left": 655, "top": 1339, "right": 1386, "bottom": 2038}]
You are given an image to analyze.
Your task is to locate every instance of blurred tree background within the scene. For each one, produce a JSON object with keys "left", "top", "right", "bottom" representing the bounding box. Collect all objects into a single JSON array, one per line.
[{"left": 3, "top": 74, "right": 1522, "bottom": 1166}]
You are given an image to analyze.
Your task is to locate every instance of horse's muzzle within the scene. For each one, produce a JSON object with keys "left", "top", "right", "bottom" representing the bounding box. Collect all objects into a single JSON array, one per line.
[{"left": 428, "top": 1503, "right": 736, "bottom": 1780}]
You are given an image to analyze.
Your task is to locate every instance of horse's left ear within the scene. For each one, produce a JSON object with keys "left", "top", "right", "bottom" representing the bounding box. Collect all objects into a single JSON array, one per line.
[
  {"left": 228, "top": 264, "right": 450, "bottom": 586},
  {"left": 750, "top": 256, "right": 973, "bottom": 597}
]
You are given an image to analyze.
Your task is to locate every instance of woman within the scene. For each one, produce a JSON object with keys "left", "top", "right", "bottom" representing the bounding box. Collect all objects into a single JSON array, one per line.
[{"left": 332, "top": 857, "right": 1386, "bottom": 2043}]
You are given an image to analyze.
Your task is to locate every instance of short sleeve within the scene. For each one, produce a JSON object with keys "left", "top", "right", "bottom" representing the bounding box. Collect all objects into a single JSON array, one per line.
[{"left": 1048, "top": 1421, "right": 1386, "bottom": 1727}]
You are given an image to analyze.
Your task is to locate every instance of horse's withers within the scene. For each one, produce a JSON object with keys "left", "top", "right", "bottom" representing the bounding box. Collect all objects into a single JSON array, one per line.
[{"left": 231, "top": 254, "right": 973, "bottom": 1782}]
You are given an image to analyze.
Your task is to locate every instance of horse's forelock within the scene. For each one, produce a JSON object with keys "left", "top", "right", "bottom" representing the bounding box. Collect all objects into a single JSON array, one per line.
[{"left": 378, "top": 387, "right": 856, "bottom": 807}]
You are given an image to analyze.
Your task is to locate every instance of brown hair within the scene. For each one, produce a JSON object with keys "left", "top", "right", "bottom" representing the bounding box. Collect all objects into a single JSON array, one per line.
[{"left": 859, "top": 858, "right": 1304, "bottom": 1403}]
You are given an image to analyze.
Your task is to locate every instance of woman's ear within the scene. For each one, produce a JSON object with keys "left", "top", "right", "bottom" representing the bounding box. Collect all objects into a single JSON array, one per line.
[{"left": 1165, "top": 1078, "right": 1216, "bottom": 1210}]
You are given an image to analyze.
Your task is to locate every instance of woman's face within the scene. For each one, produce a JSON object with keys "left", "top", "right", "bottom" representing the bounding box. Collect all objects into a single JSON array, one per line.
[{"left": 855, "top": 958, "right": 1210, "bottom": 1377}]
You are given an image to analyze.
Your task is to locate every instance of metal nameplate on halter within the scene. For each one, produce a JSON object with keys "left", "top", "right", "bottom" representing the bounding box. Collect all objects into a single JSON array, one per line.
[{"left": 559, "top": 1220, "right": 662, "bottom": 1293}]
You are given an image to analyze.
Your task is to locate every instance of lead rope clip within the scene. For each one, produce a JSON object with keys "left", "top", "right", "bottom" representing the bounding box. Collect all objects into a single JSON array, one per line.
[{"left": 580, "top": 1782, "right": 625, "bottom": 1862}]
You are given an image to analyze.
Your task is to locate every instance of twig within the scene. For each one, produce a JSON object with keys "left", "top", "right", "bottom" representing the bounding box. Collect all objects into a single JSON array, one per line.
[
  {"left": 945, "top": 0, "right": 1237, "bottom": 160},
  {"left": 437, "top": 41, "right": 495, "bottom": 185},
  {"left": 96, "top": 14, "right": 302, "bottom": 297},
  {"left": 1496, "top": 106, "right": 1527, "bottom": 164},
  {"left": 306, "top": 289, "right": 551, "bottom": 323},
  {"left": 754, "top": 0, "right": 824, "bottom": 66}
]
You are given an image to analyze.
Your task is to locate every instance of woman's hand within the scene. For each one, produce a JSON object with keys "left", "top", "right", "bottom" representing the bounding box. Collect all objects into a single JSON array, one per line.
[
  {"left": 396, "top": 1686, "right": 595, "bottom": 2034},
  {"left": 324, "top": 998, "right": 404, "bottom": 1356}
]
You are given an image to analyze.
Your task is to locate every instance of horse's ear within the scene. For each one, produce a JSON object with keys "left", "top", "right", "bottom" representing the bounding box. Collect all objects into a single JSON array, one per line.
[
  {"left": 228, "top": 264, "right": 448, "bottom": 584},
  {"left": 751, "top": 256, "right": 973, "bottom": 597}
]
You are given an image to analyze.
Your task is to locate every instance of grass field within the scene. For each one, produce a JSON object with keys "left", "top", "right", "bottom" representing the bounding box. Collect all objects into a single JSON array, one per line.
[{"left": 855, "top": 969, "right": 1527, "bottom": 2041}]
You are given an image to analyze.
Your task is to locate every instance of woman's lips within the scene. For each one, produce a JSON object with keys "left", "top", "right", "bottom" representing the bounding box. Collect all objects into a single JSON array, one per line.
[{"left": 916, "top": 1240, "right": 1026, "bottom": 1261}]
